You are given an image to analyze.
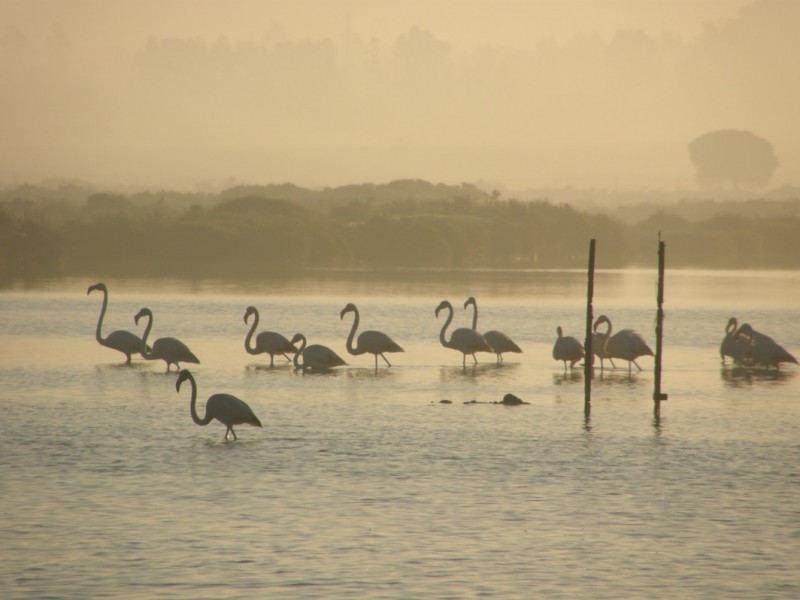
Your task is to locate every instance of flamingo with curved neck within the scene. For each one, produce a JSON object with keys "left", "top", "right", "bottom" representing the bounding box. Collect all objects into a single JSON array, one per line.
[
  {"left": 87, "top": 282, "right": 147, "bottom": 365},
  {"left": 435, "top": 300, "right": 492, "bottom": 367},
  {"left": 244, "top": 305, "right": 295, "bottom": 367},
  {"left": 593, "top": 314, "right": 653, "bottom": 374},
  {"left": 340, "top": 302, "right": 404, "bottom": 368},
  {"left": 463, "top": 296, "right": 522, "bottom": 363},
  {"left": 176, "top": 369, "right": 261, "bottom": 441},
  {"left": 135, "top": 307, "right": 200, "bottom": 372},
  {"left": 290, "top": 333, "right": 346, "bottom": 372}
]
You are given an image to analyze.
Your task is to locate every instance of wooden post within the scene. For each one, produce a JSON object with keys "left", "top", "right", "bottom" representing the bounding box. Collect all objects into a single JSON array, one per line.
[
  {"left": 653, "top": 236, "right": 668, "bottom": 414},
  {"left": 584, "top": 238, "right": 596, "bottom": 415}
]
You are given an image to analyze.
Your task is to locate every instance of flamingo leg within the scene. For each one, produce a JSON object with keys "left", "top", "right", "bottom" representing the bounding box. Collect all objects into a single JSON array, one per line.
[
  {"left": 633, "top": 359, "right": 642, "bottom": 372},
  {"left": 380, "top": 353, "right": 392, "bottom": 367},
  {"left": 472, "top": 354, "right": 478, "bottom": 365}
]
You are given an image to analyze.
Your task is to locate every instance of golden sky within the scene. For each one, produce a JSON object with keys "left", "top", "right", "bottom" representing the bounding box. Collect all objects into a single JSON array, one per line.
[{"left": 2, "top": 0, "right": 797, "bottom": 191}]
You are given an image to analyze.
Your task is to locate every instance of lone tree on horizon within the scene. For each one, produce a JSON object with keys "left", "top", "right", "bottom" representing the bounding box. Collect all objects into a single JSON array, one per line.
[{"left": 689, "top": 130, "right": 778, "bottom": 190}]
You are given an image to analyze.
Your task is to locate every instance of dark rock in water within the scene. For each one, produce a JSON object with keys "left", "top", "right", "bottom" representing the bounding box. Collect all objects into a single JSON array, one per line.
[
  {"left": 439, "top": 399, "right": 453, "bottom": 404},
  {"left": 500, "top": 393, "right": 527, "bottom": 405}
]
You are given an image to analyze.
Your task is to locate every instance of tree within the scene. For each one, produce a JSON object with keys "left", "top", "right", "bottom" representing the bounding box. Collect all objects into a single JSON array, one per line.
[{"left": 689, "top": 130, "right": 778, "bottom": 190}]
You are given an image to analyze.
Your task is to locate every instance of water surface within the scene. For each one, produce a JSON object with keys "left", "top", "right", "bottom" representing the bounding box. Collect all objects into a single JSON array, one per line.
[{"left": 1, "top": 270, "right": 798, "bottom": 598}]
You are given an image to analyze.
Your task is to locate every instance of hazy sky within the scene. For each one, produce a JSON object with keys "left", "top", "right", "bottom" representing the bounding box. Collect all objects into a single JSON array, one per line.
[{"left": 2, "top": 0, "right": 797, "bottom": 191}]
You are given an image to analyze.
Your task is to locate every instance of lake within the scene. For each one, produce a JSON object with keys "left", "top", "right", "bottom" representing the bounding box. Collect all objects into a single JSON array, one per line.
[{"left": 1, "top": 269, "right": 798, "bottom": 599}]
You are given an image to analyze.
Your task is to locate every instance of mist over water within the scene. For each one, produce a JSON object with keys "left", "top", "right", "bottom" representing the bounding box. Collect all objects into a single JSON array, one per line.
[{"left": 1, "top": 271, "right": 798, "bottom": 598}]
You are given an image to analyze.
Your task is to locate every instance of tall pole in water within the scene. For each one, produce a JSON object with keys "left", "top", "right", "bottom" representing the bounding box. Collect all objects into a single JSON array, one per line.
[
  {"left": 653, "top": 235, "right": 668, "bottom": 416},
  {"left": 584, "top": 238, "right": 596, "bottom": 416}
]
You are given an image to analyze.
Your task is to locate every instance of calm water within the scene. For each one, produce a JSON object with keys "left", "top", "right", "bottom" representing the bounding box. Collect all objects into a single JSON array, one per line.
[{"left": 1, "top": 270, "right": 799, "bottom": 599}]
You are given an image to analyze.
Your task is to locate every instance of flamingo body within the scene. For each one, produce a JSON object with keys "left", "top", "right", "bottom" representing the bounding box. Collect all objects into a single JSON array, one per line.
[
  {"left": 135, "top": 307, "right": 200, "bottom": 372},
  {"left": 340, "top": 302, "right": 404, "bottom": 368},
  {"left": 176, "top": 369, "right": 261, "bottom": 441},
  {"left": 291, "top": 333, "right": 346, "bottom": 372},
  {"left": 720, "top": 317, "right": 748, "bottom": 364},
  {"left": 436, "top": 300, "right": 492, "bottom": 366},
  {"left": 87, "top": 282, "right": 149, "bottom": 365},
  {"left": 463, "top": 297, "right": 521, "bottom": 363},
  {"left": 594, "top": 315, "right": 653, "bottom": 373},
  {"left": 244, "top": 306, "right": 295, "bottom": 366},
  {"left": 553, "top": 326, "right": 584, "bottom": 369},
  {"left": 736, "top": 323, "right": 797, "bottom": 369}
]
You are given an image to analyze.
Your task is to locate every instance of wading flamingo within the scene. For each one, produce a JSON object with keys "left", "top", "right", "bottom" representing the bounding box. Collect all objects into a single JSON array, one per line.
[
  {"left": 340, "top": 303, "right": 404, "bottom": 368},
  {"left": 135, "top": 307, "right": 200, "bottom": 372},
  {"left": 87, "top": 282, "right": 148, "bottom": 365},
  {"left": 290, "top": 333, "right": 346, "bottom": 372},
  {"left": 244, "top": 305, "right": 295, "bottom": 366},
  {"left": 435, "top": 300, "right": 492, "bottom": 367},
  {"left": 463, "top": 296, "right": 522, "bottom": 363}
]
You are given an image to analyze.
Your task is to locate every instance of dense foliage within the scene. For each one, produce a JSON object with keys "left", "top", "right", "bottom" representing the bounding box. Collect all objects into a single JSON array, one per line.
[{"left": 1, "top": 180, "right": 799, "bottom": 282}]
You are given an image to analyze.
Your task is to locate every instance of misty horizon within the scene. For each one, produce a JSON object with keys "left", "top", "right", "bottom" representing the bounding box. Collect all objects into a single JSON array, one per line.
[{"left": 2, "top": 0, "right": 799, "bottom": 191}]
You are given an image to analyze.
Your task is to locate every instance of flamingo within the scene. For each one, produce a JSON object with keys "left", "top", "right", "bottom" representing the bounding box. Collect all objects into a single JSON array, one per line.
[
  {"left": 720, "top": 317, "right": 749, "bottom": 364},
  {"left": 463, "top": 296, "right": 522, "bottom": 363},
  {"left": 134, "top": 307, "right": 200, "bottom": 372},
  {"left": 435, "top": 300, "right": 493, "bottom": 366},
  {"left": 593, "top": 315, "right": 653, "bottom": 374},
  {"left": 176, "top": 369, "right": 261, "bottom": 441},
  {"left": 591, "top": 318, "right": 616, "bottom": 370},
  {"left": 290, "top": 333, "right": 346, "bottom": 372},
  {"left": 553, "top": 326, "right": 585, "bottom": 370},
  {"left": 243, "top": 305, "right": 295, "bottom": 366},
  {"left": 736, "top": 323, "right": 797, "bottom": 369},
  {"left": 340, "top": 303, "right": 404, "bottom": 368},
  {"left": 87, "top": 282, "right": 149, "bottom": 365}
]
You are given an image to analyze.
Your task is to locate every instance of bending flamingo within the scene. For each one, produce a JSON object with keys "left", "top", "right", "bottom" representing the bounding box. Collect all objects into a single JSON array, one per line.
[
  {"left": 290, "top": 333, "right": 346, "bottom": 372},
  {"left": 135, "top": 307, "right": 200, "bottom": 372}
]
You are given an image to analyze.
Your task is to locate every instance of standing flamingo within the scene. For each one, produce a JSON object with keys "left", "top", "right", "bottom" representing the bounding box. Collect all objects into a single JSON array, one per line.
[
  {"left": 290, "top": 333, "right": 346, "bottom": 372},
  {"left": 720, "top": 317, "right": 749, "bottom": 364},
  {"left": 340, "top": 303, "right": 404, "bottom": 368},
  {"left": 176, "top": 369, "right": 261, "bottom": 441},
  {"left": 553, "top": 326, "right": 585, "bottom": 370},
  {"left": 435, "top": 300, "right": 492, "bottom": 366},
  {"left": 593, "top": 315, "right": 653, "bottom": 374},
  {"left": 591, "top": 317, "right": 616, "bottom": 370},
  {"left": 463, "top": 296, "right": 522, "bottom": 363},
  {"left": 243, "top": 305, "right": 295, "bottom": 366},
  {"left": 87, "top": 282, "right": 149, "bottom": 365},
  {"left": 736, "top": 323, "right": 797, "bottom": 369},
  {"left": 135, "top": 307, "right": 200, "bottom": 372}
]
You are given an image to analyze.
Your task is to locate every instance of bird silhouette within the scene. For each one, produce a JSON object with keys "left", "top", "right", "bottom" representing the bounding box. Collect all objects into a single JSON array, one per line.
[
  {"left": 593, "top": 315, "right": 653, "bottom": 374},
  {"left": 463, "top": 296, "right": 522, "bottom": 363},
  {"left": 736, "top": 323, "right": 797, "bottom": 369},
  {"left": 87, "top": 282, "right": 149, "bottom": 365},
  {"left": 553, "top": 326, "right": 585, "bottom": 370},
  {"left": 135, "top": 307, "right": 200, "bottom": 372},
  {"left": 591, "top": 318, "right": 616, "bottom": 371},
  {"left": 176, "top": 369, "right": 261, "bottom": 441},
  {"left": 435, "top": 300, "right": 493, "bottom": 366},
  {"left": 720, "top": 317, "right": 749, "bottom": 364},
  {"left": 340, "top": 302, "right": 404, "bottom": 368},
  {"left": 290, "top": 333, "right": 347, "bottom": 372},
  {"left": 243, "top": 305, "right": 295, "bottom": 367}
]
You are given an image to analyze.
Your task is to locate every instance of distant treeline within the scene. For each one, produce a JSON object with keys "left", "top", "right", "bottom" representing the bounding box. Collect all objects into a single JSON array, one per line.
[{"left": 2, "top": 179, "right": 799, "bottom": 281}]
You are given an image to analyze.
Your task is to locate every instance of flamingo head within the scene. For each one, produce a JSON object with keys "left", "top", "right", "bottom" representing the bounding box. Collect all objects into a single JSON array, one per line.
[
  {"left": 175, "top": 369, "right": 192, "bottom": 392},
  {"left": 340, "top": 303, "right": 357, "bottom": 320},
  {"left": 463, "top": 296, "right": 476, "bottom": 310},
  {"left": 134, "top": 307, "right": 152, "bottom": 325},
  {"left": 244, "top": 305, "right": 257, "bottom": 323},
  {"left": 593, "top": 315, "right": 610, "bottom": 332},
  {"left": 290, "top": 333, "right": 305, "bottom": 346},
  {"left": 556, "top": 325, "right": 563, "bottom": 338},
  {"left": 435, "top": 300, "right": 450, "bottom": 318},
  {"left": 87, "top": 282, "right": 106, "bottom": 295}
]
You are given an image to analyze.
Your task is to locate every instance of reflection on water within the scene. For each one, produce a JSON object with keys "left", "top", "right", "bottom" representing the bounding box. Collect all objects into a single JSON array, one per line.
[{"left": 1, "top": 272, "right": 799, "bottom": 599}]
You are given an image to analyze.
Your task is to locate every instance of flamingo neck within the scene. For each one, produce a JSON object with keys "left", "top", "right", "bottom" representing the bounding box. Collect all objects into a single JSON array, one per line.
[
  {"left": 94, "top": 288, "right": 108, "bottom": 344},
  {"left": 244, "top": 310, "right": 259, "bottom": 355},
  {"left": 292, "top": 336, "right": 307, "bottom": 369},
  {"left": 185, "top": 375, "right": 212, "bottom": 426},
  {"left": 439, "top": 305, "right": 454, "bottom": 348},
  {"left": 345, "top": 309, "right": 363, "bottom": 355},
  {"left": 139, "top": 313, "right": 154, "bottom": 358},
  {"left": 468, "top": 301, "right": 478, "bottom": 330}
]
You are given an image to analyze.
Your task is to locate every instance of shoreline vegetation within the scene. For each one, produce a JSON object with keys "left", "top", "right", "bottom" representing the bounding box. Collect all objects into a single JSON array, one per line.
[{"left": 2, "top": 179, "right": 799, "bottom": 282}]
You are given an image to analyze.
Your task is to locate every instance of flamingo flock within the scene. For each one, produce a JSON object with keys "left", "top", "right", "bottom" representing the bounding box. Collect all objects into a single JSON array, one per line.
[{"left": 88, "top": 282, "right": 797, "bottom": 439}]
